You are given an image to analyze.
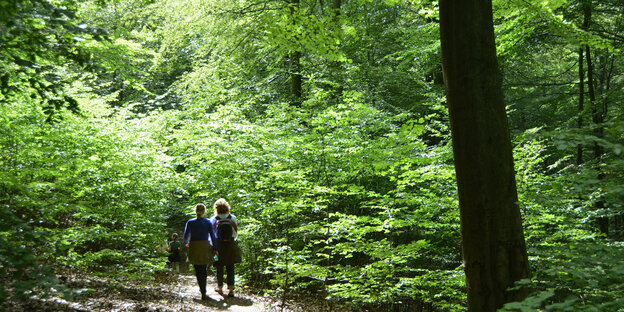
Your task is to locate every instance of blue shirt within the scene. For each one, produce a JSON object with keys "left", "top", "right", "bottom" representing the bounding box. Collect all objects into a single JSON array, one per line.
[{"left": 183, "top": 217, "right": 218, "bottom": 250}]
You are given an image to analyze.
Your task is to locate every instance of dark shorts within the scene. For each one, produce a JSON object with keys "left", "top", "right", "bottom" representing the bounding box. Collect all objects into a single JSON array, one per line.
[{"left": 168, "top": 251, "right": 181, "bottom": 263}]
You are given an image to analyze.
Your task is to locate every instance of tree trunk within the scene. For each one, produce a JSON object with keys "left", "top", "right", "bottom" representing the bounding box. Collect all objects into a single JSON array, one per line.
[
  {"left": 330, "top": 0, "right": 343, "bottom": 101},
  {"left": 577, "top": 47, "right": 584, "bottom": 165},
  {"left": 582, "top": 0, "right": 609, "bottom": 235},
  {"left": 290, "top": 50, "right": 303, "bottom": 107},
  {"left": 586, "top": 45, "right": 602, "bottom": 158},
  {"left": 439, "top": 0, "right": 530, "bottom": 311},
  {"left": 290, "top": 0, "right": 302, "bottom": 107},
  {"left": 332, "top": 0, "right": 341, "bottom": 20},
  {"left": 586, "top": 44, "right": 608, "bottom": 235}
]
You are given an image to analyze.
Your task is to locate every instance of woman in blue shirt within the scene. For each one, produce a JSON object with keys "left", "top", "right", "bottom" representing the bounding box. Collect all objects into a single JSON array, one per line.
[{"left": 184, "top": 203, "right": 217, "bottom": 300}]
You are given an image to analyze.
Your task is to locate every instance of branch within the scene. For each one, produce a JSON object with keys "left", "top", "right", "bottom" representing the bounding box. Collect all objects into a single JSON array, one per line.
[
  {"left": 504, "top": 82, "right": 577, "bottom": 87},
  {"left": 219, "top": 1, "right": 285, "bottom": 17},
  {"left": 591, "top": 29, "right": 624, "bottom": 43}
]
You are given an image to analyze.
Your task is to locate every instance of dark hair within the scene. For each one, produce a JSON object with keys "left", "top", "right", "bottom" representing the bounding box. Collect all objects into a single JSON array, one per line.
[{"left": 195, "top": 203, "right": 206, "bottom": 217}]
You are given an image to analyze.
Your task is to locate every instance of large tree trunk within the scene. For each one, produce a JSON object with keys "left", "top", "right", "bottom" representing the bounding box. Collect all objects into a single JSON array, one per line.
[{"left": 439, "top": 0, "right": 530, "bottom": 311}]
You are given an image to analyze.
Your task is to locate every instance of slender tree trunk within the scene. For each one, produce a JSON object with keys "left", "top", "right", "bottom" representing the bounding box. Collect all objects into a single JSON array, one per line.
[
  {"left": 586, "top": 46, "right": 608, "bottom": 235},
  {"left": 330, "top": 0, "right": 343, "bottom": 100},
  {"left": 582, "top": 1, "right": 601, "bottom": 159},
  {"left": 578, "top": 0, "right": 590, "bottom": 166},
  {"left": 332, "top": 0, "right": 341, "bottom": 20},
  {"left": 586, "top": 45, "right": 602, "bottom": 157},
  {"left": 603, "top": 54, "right": 616, "bottom": 236},
  {"left": 577, "top": 47, "right": 584, "bottom": 165},
  {"left": 439, "top": 0, "right": 530, "bottom": 310},
  {"left": 290, "top": 50, "right": 302, "bottom": 107},
  {"left": 290, "top": 0, "right": 302, "bottom": 107},
  {"left": 582, "top": 0, "right": 609, "bottom": 235}
]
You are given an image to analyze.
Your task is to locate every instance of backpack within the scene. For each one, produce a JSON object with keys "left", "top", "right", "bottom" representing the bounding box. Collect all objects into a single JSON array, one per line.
[{"left": 215, "top": 215, "right": 237, "bottom": 242}]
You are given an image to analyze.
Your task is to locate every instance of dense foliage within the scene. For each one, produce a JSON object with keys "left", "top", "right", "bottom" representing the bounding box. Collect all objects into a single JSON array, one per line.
[{"left": 1, "top": 0, "right": 623, "bottom": 310}]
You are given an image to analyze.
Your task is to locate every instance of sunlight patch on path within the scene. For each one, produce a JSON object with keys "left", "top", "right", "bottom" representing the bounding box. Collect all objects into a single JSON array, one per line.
[{"left": 165, "top": 274, "right": 266, "bottom": 312}]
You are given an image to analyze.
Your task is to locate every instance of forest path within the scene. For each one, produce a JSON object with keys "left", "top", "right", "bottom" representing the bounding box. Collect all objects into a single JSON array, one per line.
[
  {"left": 163, "top": 274, "right": 269, "bottom": 312},
  {"left": 3, "top": 272, "right": 282, "bottom": 312}
]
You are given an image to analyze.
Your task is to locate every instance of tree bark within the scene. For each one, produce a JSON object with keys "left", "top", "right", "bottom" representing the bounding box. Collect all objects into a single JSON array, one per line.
[
  {"left": 332, "top": 0, "right": 341, "bottom": 20},
  {"left": 582, "top": 0, "right": 608, "bottom": 235},
  {"left": 290, "top": 50, "right": 303, "bottom": 107},
  {"left": 290, "top": 0, "right": 302, "bottom": 107},
  {"left": 577, "top": 47, "right": 584, "bottom": 165},
  {"left": 439, "top": 0, "right": 530, "bottom": 310},
  {"left": 586, "top": 45, "right": 602, "bottom": 157},
  {"left": 330, "top": 0, "right": 343, "bottom": 99}
]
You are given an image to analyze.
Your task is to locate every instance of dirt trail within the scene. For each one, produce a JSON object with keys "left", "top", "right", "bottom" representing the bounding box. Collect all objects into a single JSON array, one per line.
[
  {"left": 164, "top": 274, "right": 268, "bottom": 312},
  {"left": 2, "top": 273, "right": 278, "bottom": 312}
]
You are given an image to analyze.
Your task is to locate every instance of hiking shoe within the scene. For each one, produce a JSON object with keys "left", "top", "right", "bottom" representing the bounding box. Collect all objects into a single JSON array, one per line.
[
  {"left": 227, "top": 291, "right": 234, "bottom": 297},
  {"left": 215, "top": 288, "right": 223, "bottom": 295}
]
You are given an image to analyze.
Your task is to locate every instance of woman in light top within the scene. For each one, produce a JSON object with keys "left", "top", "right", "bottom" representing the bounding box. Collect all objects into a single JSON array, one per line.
[
  {"left": 184, "top": 203, "right": 217, "bottom": 300},
  {"left": 210, "top": 198, "right": 238, "bottom": 297}
]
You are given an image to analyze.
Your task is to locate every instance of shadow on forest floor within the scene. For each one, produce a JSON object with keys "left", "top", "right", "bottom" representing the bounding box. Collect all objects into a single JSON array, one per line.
[{"left": 1, "top": 272, "right": 274, "bottom": 312}]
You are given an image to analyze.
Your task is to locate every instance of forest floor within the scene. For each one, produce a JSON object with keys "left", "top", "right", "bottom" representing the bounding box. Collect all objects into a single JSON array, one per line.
[{"left": 2, "top": 271, "right": 301, "bottom": 312}]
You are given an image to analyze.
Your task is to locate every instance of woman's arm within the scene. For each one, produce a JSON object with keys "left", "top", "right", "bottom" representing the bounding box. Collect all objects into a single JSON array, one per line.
[
  {"left": 231, "top": 215, "right": 239, "bottom": 239},
  {"left": 209, "top": 221, "right": 218, "bottom": 251}
]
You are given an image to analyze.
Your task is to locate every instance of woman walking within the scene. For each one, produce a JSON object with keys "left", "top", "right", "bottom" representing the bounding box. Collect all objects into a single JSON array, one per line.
[
  {"left": 210, "top": 198, "right": 239, "bottom": 297},
  {"left": 184, "top": 203, "right": 218, "bottom": 300}
]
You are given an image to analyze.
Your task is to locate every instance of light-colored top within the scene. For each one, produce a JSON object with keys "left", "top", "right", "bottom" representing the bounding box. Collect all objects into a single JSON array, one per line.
[{"left": 210, "top": 214, "right": 238, "bottom": 240}]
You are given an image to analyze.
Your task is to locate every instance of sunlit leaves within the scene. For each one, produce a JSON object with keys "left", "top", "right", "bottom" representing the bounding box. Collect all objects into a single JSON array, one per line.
[
  {"left": 0, "top": 0, "right": 106, "bottom": 121},
  {"left": 503, "top": 242, "right": 624, "bottom": 311},
  {"left": 0, "top": 95, "right": 177, "bottom": 304},
  {"left": 494, "top": 0, "right": 613, "bottom": 53}
]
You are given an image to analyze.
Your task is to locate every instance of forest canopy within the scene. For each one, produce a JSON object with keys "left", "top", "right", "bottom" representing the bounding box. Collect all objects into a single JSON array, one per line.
[{"left": 1, "top": 0, "right": 624, "bottom": 311}]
